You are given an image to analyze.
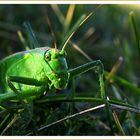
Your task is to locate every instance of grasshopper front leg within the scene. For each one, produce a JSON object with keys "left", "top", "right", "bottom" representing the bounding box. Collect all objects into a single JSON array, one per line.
[
  {"left": 68, "top": 60, "right": 106, "bottom": 99},
  {"left": 5, "top": 76, "right": 47, "bottom": 100},
  {"left": 8, "top": 76, "right": 44, "bottom": 86},
  {"left": 3, "top": 76, "right": 42, "bottom": 114},
  {"left": 1, "top": 73, "right": 43, "bottom": 110},
  {"left": 6, "top": 77, "right": 34, "bottom": 113}
]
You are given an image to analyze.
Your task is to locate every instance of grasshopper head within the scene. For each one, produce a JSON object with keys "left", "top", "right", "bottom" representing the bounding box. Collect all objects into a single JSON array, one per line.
[
  {"left": 43, "top": 10, "right": 94, "bottom": 90},
  {"left": 44, "top": 49, "right": 69, "bottom": 90}
]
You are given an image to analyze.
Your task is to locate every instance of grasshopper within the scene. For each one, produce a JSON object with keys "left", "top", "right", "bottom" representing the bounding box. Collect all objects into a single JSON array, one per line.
[
  {"left": 0, "top": 11, "right": 106, "bottom": 135},
  {"left": 0, "top": 12, "right": 105, "bottom": 104}
]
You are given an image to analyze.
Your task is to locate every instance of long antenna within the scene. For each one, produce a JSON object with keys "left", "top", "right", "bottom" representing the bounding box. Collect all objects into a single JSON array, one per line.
[{"left": 61, "top": 4, "right": 102, "bottom": 52}]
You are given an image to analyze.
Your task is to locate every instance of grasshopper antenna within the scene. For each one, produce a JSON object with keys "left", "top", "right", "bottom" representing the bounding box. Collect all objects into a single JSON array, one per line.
[
  {"left": 23, "top": 21, "right": 40, "bottom": 49},
  {"left": 61, "top": 4, "right": 102, "bottom": 52},
  {"left": 45, "top": 10, "right": 58, "bottom": 52}
]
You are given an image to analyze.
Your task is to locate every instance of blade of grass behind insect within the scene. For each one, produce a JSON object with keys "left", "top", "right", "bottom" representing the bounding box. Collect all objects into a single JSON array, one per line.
[
  {"left": 112, "top": 110, "right": 125, "bottom": 135},
  {"left": 106, "top": 56, "right": 123, "bottom": 100},
  {"left": 129, "top": 11, "right": 140, "bottom": 63},
  {"left": 23, "top": 21, "right": 40, "bottom": 49},
  {"left": 77, "top": 27, "right": 96, "bottom": 46},
  {"left": 104, "top": 71, "right": 140, "bottom": 96},
  {"left": 65, "top": 5, "right": 75, "bottom": 32},
  {"left": 11, "top": 103, "right": 33, "bottom": 135},
  {"left": 26, "top": 104, "right": 106, "bottom": 135},
  {"left": 70, "top": 41, "right": 93, "bottom": 61},
  {"left": 0, "top": 113, "right": 10, "bottom": 130},
  {"left": 127, "top": 111, "right": 135, "bottom": 130},
  {"left": 110, "top": 100, "right": 140, "bottom": 114},
  {"left": 45, "top": 10, "right": 57, "bottom": 50},
  {"left": 111, "top": 84, "right": 122, "bottom": 100},
  {"left": 1, "top": 114, "right": 18, "bottom": 135},
  {"left": 17, "top": 30, "right": 29, "bottom": 50},
  {"left": 123, "top": 39, "right": 136, "bottom": 83},
  {"left": 50, "top": 5, "right": 65, "bottom": 26},
  {"left": 106, "top": 56, "right": 123, "bottom": 82},
  {"left": 104, "top": 101, "right": 115, "bottom": 135}
]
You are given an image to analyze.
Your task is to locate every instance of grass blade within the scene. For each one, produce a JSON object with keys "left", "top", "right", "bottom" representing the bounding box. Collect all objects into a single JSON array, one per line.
[
  {"left": 106, "top": 56, "right": 123, "bottom": 81},
  {"left": 17, "top": 30, "right": 29, "bottom": 51},
  {"left": 111, "top": 103, "right": 140, "bottom": 114},
  {"left": 104, "top": 71, "right": 140, "bottom": 96},
  {"left": 112, "top": 110, "right": 125, "bottom": 136},
  {"left": 1, "top": 114, "right": 18, "bottom": 135},
  {"left": 0, "top": 113, "right": 10, "bottom": 130},
  {"left": 65, "top": 5, "right": 75, "bottom": 32},
  {"left": 23, "top": 21, "right": 40, "bottom": 49},
  {"left": 129, "top": 11, "right": 140, "bottom": 62},
  {"left": 50, "top": 5, "right": 65, "bottom": 26},
  {"left": 26, "top": 104, "right": 106, "bottom": 135}
]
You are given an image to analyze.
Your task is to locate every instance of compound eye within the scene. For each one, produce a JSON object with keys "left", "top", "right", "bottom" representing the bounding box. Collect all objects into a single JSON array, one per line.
[{"left": 44, "top": 52, "right": 51, "bottom": 61}]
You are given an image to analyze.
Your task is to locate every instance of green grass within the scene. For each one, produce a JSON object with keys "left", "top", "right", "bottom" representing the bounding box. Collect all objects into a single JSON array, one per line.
[{"left": 0, "top": 4, "right": 140, "bottom": 136}]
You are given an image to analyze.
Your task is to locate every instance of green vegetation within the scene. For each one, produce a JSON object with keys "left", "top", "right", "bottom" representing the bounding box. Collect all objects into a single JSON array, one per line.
[{"left": 0, "top": 4, "right": 140, "bottom": 136}]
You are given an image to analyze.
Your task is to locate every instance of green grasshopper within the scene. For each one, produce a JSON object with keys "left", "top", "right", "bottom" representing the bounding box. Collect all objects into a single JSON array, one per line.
[
  {"left": 0, "top": 12, "right": 105, "bottom": 104},
  {"left": 0, "top": 11, "right": 106, "bottom": 134}
]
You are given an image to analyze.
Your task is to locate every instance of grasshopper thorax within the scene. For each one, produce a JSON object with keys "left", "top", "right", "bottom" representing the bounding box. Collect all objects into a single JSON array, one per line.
[{"left": 44, "top": 49, "right": 69, "bottom": 90}]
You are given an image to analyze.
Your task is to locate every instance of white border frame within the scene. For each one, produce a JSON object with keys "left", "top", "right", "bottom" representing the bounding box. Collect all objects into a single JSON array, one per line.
[
  {"left": 0, "top": 1, "right": 139, "bottom": 4},
  {"left": 0, "top": 1, "right": 139, "bottom": 139}
]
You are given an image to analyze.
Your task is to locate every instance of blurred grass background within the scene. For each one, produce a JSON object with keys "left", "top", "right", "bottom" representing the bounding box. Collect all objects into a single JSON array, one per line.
[{"left": 0, "top": 4, "right": 140, "bottom": 135}]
